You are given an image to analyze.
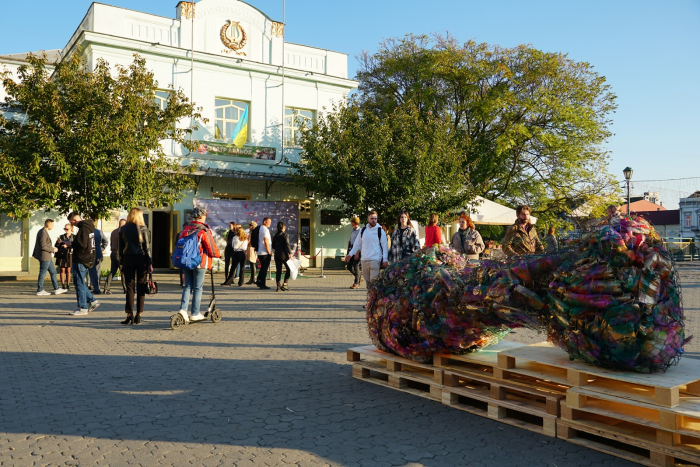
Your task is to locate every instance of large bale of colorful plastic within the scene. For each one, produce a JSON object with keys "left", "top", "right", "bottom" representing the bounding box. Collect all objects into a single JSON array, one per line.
[{"left": 365, "top": 215, "right": 689, "bottom": 373}]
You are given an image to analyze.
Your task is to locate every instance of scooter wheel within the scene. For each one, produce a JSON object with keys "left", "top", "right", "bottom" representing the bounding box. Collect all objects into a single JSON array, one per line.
[
  {"left": 211, "top": 308, "right": 222, "bottom": 324},
  {"left": 170, "top": 314, "right": 185, "bottom": 330}
]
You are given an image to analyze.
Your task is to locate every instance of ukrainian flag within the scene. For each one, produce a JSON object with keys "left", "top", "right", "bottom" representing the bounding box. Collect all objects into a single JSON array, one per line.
[{"left": 231, "top": 105, "right": 249, "bottom": 148}]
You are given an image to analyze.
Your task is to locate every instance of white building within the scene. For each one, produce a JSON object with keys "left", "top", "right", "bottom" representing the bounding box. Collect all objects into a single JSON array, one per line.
[
  {"left": 679, "top": 191, "right": 700, "bottom": 239},
  {"left": 0, "top": 0, "right": 358, "bottom": 273}
]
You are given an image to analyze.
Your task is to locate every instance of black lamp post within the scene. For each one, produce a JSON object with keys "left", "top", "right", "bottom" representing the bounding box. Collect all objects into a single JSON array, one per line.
[{"left": 623, "top": 167, "right": 633, "bottom": 215}]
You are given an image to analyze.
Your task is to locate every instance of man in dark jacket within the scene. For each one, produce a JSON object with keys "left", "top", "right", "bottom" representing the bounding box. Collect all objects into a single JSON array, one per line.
[
  {"left": 88, "top": 218, "right": 108, "bottom": 294},
  {"left": 104, "top": 217, "right": 127, "bottom": 294},
  {"left": 32, "top": 219, "right": 67, "bottom": 296},
  {"left": 67, "top": 212, "right": 100, "bottom": 316}
]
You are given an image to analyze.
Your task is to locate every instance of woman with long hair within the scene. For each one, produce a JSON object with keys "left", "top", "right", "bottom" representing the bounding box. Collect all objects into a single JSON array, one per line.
[
  {"left": 271, "top": 221, "right": 292, "bottom": 291},
  {"left": 118, "top": 207, "right": 152, "bottom": 325},
  {"left": 55, "top": 223, "right": 74, "bottom": 290},
  {"left": 545, "top": 226, "right": 559, "bottom": 253},
  {"left": 223, "top": 227, "right": 248, "bottom": 287},
  {"left": 424, "top": 213, "right": 443, "bottom": 247},
  {"left": 388, "top": 211, "right": 420, "bottom": 263},
  {"left": 449, "top": 213, "right": 485, "bottom": 261}
]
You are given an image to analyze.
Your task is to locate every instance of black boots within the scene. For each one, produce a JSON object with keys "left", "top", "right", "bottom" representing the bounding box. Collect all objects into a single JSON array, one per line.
[{"left": 276, "top": 281, "right": 282, "bottom": 292}]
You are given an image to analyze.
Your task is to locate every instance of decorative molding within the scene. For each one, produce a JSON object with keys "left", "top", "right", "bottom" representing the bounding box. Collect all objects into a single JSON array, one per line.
[
  {"left": 271, "top": 21, "right": 284, "bottom": 38},
  {"left": 220, "top": 20, "right": 247, "bottom": 56},
  {"left": 196, "top": 5, "right": 269, "bottom": 34},
  {"left": 180, "top": 2, "right": 195, "bottom": 20}
]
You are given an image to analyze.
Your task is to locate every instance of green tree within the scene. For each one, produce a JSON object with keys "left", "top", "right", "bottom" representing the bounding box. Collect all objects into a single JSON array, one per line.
[
  {"left": 0, "top": 52, "right": 202, "bottom": 219},
  {"left": 356, "top": 34, "right": 621, "bottom": 229},
  {"left": 290, "top": 101, "right": 477, "bottom": 224}
]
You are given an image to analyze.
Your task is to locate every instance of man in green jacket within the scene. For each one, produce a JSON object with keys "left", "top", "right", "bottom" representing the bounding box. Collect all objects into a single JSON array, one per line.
[{"left": 502, "top": 205, "right": 545, "bottom": 257}]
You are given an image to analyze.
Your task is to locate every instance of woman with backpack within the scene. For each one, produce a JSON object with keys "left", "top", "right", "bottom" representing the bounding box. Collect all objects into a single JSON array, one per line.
[
  {"left": 175, "top": 206, "right": 221, "bottom": 323},
  {"left": 388, "top": 211, "right": 421, "bottom": 263},
  {"left": 272, "top": 221, "right": 293, "bottom": 292},
  {"left": 118, "top": 207, "right": 152, "bottom": 325},
  {"left": 222, "top": 227, "right": 248, "bottom": 287},
  {"left": 449, "top": 213, "right": 485, "bottom": 261}
]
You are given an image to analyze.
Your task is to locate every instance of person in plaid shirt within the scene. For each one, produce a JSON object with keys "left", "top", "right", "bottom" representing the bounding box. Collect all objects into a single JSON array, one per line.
[
  {"left": 388, "top": 211, "right": 421, "bottom": 263},
  {"left": 502, "top": 205, "right": 545, "bottom": 257}
]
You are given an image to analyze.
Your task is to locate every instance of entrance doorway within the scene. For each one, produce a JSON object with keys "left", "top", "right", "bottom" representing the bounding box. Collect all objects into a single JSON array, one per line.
[{"left": 152, "top": 211, "right": 171, "bottom": 268}]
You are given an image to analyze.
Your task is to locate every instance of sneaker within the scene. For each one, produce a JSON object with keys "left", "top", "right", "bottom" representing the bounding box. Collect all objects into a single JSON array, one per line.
[
  {"left": 36, "top": 290, "right": 51, "bottom": 296},
  {"left": 190, "top": 313, "right": 205, "bottom": 322},
  {"left": 178, "top": 309, "right": 189, "bottom": 324},
  {"left": 53, "top": 288, "right": 68, "bottom": 295},
  {"left": 88, "top": 301, "right": 100, "bottom": 313},
  {"left": 70, "top": 308, "right": 88, "bottom": 316}
]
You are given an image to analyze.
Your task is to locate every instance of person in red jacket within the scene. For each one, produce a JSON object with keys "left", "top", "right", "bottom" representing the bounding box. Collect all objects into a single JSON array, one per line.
[
  {"left": 424, "top": 213, "right": 443, "bottom": 247},
  {"left": 177, "top": 206, "right": 221, "bottom": 323}
]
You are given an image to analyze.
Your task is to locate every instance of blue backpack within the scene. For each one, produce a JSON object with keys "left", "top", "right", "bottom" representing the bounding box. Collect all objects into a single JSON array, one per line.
[{"left": 172, "top": 226, "right": 204, "bottom": 270}]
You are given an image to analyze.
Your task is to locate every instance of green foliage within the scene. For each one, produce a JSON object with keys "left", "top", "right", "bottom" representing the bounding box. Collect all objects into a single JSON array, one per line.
[
  {"left": 290, "top": 101, "right": 478, "bottom": 225},
  {"left": 476, "top": 224, "right": 506, "bottom": 242},
  {"left": 0, "top": 52, "right": 203, "bottom": 219},
  {"left": 356, "top": 34, "right": 622, "bottom": 229}
]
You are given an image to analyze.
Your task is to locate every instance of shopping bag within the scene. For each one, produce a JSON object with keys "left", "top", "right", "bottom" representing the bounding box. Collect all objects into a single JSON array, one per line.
[{"left": 288, "top": 258, "right": 299, "bottom": 280}]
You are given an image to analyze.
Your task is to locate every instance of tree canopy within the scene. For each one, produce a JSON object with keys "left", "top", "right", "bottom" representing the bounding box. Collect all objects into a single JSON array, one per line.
[
  {"left": 0, "top": 52, "right": 202, "bottom": 219},
  {"left": 292, "top": 34, "right": 621, "bottom": 228}
]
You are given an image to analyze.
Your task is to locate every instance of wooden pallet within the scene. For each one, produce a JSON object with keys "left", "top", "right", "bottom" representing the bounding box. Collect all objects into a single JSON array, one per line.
[
  {"left": 348, "top": 345, "right": 442, "bottom": 401},
  {"left": 498, "top": 343, "right": 700, "bottom": 408}
]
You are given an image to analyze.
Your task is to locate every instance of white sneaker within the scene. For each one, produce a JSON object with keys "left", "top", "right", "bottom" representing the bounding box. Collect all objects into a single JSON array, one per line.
[
  {"left": 53, "top": 288, "right": 68, "bottom": 295},
  {"left": 190, "top": 313, "right": 205, "bottom": 322},
  {"left": 178, "top": 309, "right": 189, "bottom": 324},
  {"left": 36, "top": 290, "right": 51, "bottom": 296},
  {"left": 70, "top": 309, "right": 88, "bottom": 316}
]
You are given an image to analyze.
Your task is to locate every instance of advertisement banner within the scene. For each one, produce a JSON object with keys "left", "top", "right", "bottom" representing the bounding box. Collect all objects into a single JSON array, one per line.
[
  {"left": 196, "top": 141, "right": 277, "bottom": 161},
  {"left": 193, "top": 199, "right": 299, "bottom": 253}
]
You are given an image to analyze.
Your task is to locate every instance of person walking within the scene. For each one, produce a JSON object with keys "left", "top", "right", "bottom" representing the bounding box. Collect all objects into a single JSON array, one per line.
[
  {"left": 104, "top": 217, "right": 127, "bottom": 294},
  {"left": 88, "top": 219, "right": 108, "bottom": 295},
  {"left": 245, "top": 221, "right": 258, "bottom": 284},
  {"left": 118, "top": 208, "right": 152, "bottom": 325},
  {"left": 502, "top": 205, "right": 545, "bottom": 257},
  {"left": 55, "top": 223, "right": 74, "bottom": 290},
  {"left": 33, "top": 219, "right": 67, "bottom": 296},
  {"left": 176, "top": 206, "right": 221, "bottom": 323},
  {"left": 223, "top": 221, "right": 238, "bottom": 285},
  {"left": 272, "top": 221, "right": 292, "bottom": 292},
  {"left": 66, "top": 212, "right": 100, "bottom": 316},
  {"left": 222, "top": 227, "right": 248, "bottom": 286},
  {"left": 449, "top": 213, "right": 485, "bottom": 261},
  {"left": 388, "top": 211, "right": 421, "bottom": 263},
  {"left": 345, "top": 211, "right": 388, "bottom": 287},
  {"left": 346, "top": 217, "right": 363, "bottom": 289},
  {"left": 424, "top": 213, "right": 443, "bottom": 247},
  {"left": 255, "top": 217, "right": 273, "bottom": 289},
  {"left": 545, "top": 226, "right": 558, "bottom": 254}
]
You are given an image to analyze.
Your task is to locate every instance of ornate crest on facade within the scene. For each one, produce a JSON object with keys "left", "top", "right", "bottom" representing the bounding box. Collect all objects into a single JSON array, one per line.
[
  {"left": 180, "top": 1, "right": 195, "bottom": 20},
  {"left": 220, "top": 20, "right": 247, "bottom": 56},
  {"left": 271, "top": 21, "right": 284, "bottom": 38}
]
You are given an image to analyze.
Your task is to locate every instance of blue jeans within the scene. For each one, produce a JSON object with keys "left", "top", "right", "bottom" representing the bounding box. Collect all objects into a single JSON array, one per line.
[
  {"left": 88, "top": 259, "right": 102, "bottom": 293},
  {"left": 37, "top": 260, "right": 59, "bottom": 292},
  {"left": 72, "top": 263, "right": 95, "bottom": 310},
  {"left": 180, "top": 268, "right": 207, "bottom": 315}
]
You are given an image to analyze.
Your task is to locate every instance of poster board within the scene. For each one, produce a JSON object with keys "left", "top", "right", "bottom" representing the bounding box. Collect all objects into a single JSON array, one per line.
[{"left": 193, "top": 199, "right": 299, "bottom": 253}]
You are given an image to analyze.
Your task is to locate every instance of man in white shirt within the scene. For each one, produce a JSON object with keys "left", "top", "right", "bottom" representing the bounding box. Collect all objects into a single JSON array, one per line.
[
  {"left": 256, "top": 217, "right": 273, "bottom": 290},
  {"left": 345, "top": 211, "right": 388, "bottom": 288}
]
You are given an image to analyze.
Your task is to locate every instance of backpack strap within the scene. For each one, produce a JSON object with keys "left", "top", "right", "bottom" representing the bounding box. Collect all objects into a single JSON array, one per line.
[{"left": 378, "top": 227, "right": 383, "bottom": 257}]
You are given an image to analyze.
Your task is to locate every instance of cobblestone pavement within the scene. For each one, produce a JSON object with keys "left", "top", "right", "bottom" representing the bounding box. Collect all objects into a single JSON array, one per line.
[{"left": 0, "top": 265, "right": 698, "bottom": 467}]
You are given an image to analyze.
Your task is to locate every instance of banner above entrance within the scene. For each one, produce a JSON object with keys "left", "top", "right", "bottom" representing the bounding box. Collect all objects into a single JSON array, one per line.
[{"left": 196, "top": 141, "right": 277, "bottom": 161}]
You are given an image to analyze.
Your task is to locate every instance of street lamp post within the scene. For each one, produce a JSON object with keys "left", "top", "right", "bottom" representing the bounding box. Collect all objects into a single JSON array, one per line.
[{"left": 623, "top": 167, "right": 633, "bottom": 215}]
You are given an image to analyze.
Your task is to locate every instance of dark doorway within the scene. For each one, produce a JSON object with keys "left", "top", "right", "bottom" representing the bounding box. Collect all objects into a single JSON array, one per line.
[{"left": 152, "top": 212, "right": 171, "bottom": 268}]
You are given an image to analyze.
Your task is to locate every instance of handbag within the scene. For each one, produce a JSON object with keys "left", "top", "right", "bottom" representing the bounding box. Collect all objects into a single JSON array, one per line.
[
  {"left": 147, "top": 273, "right": 158, "bottom": 296},
  {"left": 287, "top": 259, "right": 299, "bottom": 281}
]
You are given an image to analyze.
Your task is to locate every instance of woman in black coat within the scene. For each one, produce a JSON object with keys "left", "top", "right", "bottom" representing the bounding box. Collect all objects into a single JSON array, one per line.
[{"left": 271, "top": 221, "right": 292, "bottom": 292}]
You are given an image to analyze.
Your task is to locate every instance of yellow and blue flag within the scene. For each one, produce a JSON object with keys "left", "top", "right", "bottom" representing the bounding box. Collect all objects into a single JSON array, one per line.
[{"left": 231, "top": 105, "right": 248, "bottom": 148}]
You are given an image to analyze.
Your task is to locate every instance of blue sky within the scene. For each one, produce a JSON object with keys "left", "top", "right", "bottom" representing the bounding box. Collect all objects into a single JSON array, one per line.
[{"left": 2, "top": 0, "right": 699, "bottom": 207}]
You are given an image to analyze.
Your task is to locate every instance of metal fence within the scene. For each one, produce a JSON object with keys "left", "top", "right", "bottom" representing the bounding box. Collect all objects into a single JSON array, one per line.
[{"left": 662, "top": 238, "right": 699, "bottom": 262}]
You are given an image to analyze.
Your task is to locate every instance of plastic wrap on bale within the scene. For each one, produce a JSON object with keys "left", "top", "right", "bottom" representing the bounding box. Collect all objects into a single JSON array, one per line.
[{"left": 365, "top": 216, "right": 690, "bottom": 373}]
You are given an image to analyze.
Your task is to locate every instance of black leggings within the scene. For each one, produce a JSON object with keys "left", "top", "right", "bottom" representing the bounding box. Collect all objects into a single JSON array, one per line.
[
  {"left": 122, "top": 255, "right": 148, "bottom": 315},
  {"left": 275, "top": 257, "right": 291, "bottom": 282},
  {"left": 226, "top": 251, "right": 246, "bottom": 285}
]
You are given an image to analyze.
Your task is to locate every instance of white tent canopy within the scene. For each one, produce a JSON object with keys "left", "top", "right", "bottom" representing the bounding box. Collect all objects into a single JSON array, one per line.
[{"left": 460, "top": 196, "right": 537, "bottom": 226}]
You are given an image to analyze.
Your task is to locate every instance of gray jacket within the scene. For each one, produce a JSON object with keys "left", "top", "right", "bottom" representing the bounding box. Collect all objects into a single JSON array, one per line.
[
  {"left": 450, "top": 228, "right": 485, "bottom": 260},
  {"left": 32, "top": 228, "right": 54, "bottom": 262}
]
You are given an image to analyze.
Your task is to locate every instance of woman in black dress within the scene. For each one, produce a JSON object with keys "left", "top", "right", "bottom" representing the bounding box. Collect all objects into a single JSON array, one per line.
[
  {"left": 55, "top": 223, "right": 74, "bottom": 290},
  {"left": 271, "top": 221, "right": 292, "bottom": 292}
]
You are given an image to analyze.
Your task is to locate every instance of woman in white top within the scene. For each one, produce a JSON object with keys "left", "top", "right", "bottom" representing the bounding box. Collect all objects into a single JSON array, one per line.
[{"left": 223, "top": 227, "right": 249, "bottom": 286}]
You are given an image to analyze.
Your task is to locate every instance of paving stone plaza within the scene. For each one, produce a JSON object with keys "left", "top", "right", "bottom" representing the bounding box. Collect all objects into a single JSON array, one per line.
[{"left": 1, "top": 266, "right": 698, "bottom": 467}]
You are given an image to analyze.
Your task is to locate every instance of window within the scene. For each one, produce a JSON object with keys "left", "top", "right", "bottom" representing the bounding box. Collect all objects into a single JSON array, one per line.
[
  {"left": 284, "top": 108, "right": 314, "bottom": 147},
  {"left": 154, "top": 90, "right": 172, "bottom": 110},
  {"left": 686, "top": 215, "right": 692, "bottom": 227},
  {"left": 214, "top": 98, "right": 249, "bottom": 140}
]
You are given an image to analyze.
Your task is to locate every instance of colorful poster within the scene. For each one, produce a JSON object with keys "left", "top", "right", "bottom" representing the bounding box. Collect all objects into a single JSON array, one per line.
[
  {"left": 195, "top": 141, "right": 277, "bottom": 161},
  {"left": 193, "top": 199, "right": 299, "bottom": 253}
]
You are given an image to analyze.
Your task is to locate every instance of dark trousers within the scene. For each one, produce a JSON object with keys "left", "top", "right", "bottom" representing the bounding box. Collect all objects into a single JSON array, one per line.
[
  {"left": 122, "top": 255, "right": 148, "bottom": 315},
  {"left": 88, "top": 258, "right": 102, "bottom": 293},
  {"left": 105, "top": 252, "right": 125, "bottom": 292},
  {"left": 248, "top": 261, "right": 256, "bottom": 280},
  {"left": 256, "top": 254, "right": 272, "bottom": 286},
  {"left": 275, "top": 256, "right": 291, "bottom": 283},
  {"left": 225, "top": 251, "right": 246, "bottom": 285},
  {"left": 349, "top": 258, "right": 362, "bottom": 284}
]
